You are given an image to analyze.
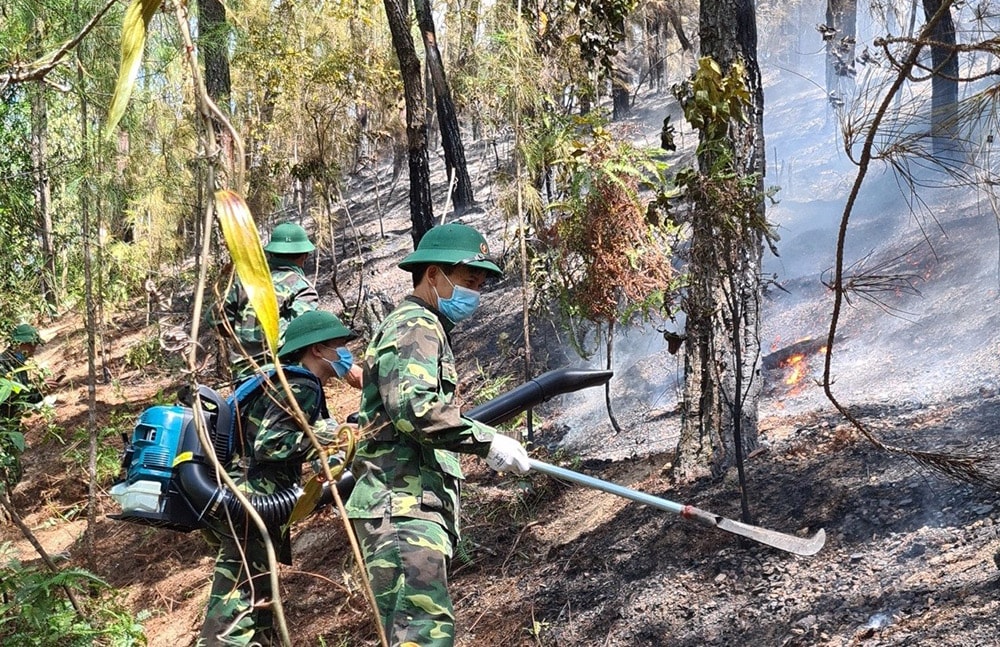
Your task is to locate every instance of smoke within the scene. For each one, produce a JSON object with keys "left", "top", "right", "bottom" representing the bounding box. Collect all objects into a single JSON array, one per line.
[
  {"left": 546, "top": 321, "right": 685, "bottom": 462},
  {"left": 546, "top": 2, "right": 1000, "bottom": 460}
]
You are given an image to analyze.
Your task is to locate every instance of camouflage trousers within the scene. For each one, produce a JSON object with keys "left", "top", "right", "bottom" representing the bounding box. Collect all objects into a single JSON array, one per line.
[
  {"left": 352, "top": 515, "right": 455, "bottom": 647},
  {"left": 197, "top": 528, "right": 277, "bottom": 647}
]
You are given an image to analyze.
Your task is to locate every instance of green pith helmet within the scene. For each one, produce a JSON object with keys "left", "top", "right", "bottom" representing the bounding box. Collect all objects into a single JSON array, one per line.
[
  {"left": 11, "top": 323, "right": 41, "bottom": 345},
  {"left": 263, "top": 222, "right": 315, "bottom": 255},
  {"left": 278, "top": 311, "right": 356, "bottom": 358},
  {"left": 398, "top": 223, "right": 502, "bottom": 277}
]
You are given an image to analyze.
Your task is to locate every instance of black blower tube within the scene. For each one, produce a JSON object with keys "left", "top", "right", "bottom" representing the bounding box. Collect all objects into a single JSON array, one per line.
[
  {"left": 177, "top": 452, "right": 355, "bottom": 530},
  {"left": 464, "top": 367, "right": 613, "bottom": 426},
  {"left": 174, "top": 392, "right": 355, "bottom": 530},
  {"left": 176, "top": 367, "right": 609, "bottom": 530}
]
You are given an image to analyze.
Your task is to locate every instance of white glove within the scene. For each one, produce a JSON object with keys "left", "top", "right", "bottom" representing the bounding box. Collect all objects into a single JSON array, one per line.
[{"left": 486, "top": 434, "right": 530, "bottom": 474}]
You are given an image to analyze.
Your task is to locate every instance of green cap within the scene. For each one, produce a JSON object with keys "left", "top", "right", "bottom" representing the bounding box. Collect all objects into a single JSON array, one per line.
[
  {"left": 398, "top": 223, "right": 502, "bottom": 277},
  {"left": 264, "top": 222, "right": 315, "bottom": 255},
  {"left": 278, "top": 311, "right": 356, "bottom": 358},
  {"left": 11, "top": 324, "right": 41, "bottom": 345}
]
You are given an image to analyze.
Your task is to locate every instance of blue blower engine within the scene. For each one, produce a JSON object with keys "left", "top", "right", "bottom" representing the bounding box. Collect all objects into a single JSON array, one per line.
[
  {"left": 108, "top": 403, "right": 206, "bottom": 531},
  {"left": 109, "top": 384, "right": 353, "bottom": 533}
]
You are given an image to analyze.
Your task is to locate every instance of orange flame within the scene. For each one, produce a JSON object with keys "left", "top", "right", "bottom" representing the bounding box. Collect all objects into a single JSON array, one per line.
[{"left": 782, "top": 354, "right": 807, "bottom": 386}]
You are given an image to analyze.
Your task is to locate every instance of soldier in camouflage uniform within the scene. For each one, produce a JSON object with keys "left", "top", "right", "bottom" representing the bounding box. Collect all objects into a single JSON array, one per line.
[
  {"left": 0, "top": 324, "right": 52, "bottom": 489},
  {"left": 213, "top": 221, "right": 364, "bottom": 386},
  {"left": 213, "top": 222, "right": 320, "bottom": 378},
  {"left": 198, "top": 310, "right": 358, "bottom": 646},
  {"left": 0, "top": 324, "right": 48, "bottom": 416},
  {"left": 344, "top": 223, "right": 530, "bottom": 647}
]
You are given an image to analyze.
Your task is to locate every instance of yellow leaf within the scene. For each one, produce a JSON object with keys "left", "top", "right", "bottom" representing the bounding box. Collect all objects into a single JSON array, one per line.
[
  {"left": 104, "top": 0, "right": 160, "bottom": 138},
  {"left": 214, "top": 190, "right": 280, "bottom": 356},
  {"left": 287, "top": 475, "right": 324, "bottom": 526}
]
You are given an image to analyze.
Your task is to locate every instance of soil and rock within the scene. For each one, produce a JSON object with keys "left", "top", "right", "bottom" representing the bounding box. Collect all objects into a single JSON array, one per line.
[{"left": 5, "top": 46, "right": 1000, "bottom": 647}]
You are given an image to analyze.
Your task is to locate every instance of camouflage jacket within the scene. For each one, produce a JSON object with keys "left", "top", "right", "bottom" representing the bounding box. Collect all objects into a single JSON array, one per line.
[
  {"left": 227, "top": 369, "right": 331, "bottom": 494},
  {"left": 344, "top": 296, "right": 496, "bottom": 539},
  {"left": 214, "top": 257, "right": 319, "bottom": 369}
]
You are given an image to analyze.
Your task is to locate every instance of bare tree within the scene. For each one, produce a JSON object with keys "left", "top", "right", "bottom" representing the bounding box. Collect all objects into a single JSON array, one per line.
[
  {"left": 825, "top": 0, "right": 858, "bottom": 98},
  {"left": 383, "top": 0, "right": 434, "bottom": 244},
  {"left": 414, "top": 0, "right": 475, "bottom": 214},
  {"left": 920, "top": 0, "right": 959, "bottom": 156}
]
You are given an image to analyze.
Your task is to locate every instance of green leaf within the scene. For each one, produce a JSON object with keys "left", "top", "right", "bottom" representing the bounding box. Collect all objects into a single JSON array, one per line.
[
  {"left": 214, "top": 190, "right": 280, "bottom": 356},
  {"left": 3, "top": 431, "right": 25, "bottom": 453},
  {"left": 104, "top": 0, "right": 160, "bottom": 138}
]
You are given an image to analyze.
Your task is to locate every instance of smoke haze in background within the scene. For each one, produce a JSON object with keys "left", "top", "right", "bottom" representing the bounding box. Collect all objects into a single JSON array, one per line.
[{"left": 549, "top": 2, "right": 1000, "bottom": 461}]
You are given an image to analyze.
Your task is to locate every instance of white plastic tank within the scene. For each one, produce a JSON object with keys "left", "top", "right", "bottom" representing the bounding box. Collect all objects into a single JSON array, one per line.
[{"left": 109, "top": 480, "right": 162, "bottom": 514}]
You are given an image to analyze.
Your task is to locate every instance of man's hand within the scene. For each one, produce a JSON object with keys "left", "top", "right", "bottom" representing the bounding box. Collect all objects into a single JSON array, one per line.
[
  {"left": 344, "top": 364, "right": 363, "bottom": 390},
  {"left": 486, "top": 434, "right": 530, "bottom": 474}
]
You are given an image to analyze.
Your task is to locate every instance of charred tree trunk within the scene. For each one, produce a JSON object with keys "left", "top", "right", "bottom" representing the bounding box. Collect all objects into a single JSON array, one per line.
[
  {"left": 612, "top": 61, "right": 631, "bottom": 121},
  {"left": 424, "top": 49, "right": 437, "bottom": 151},
  {"left": 666, "top": 3, "right": 692, "bottom": 53},
  {"left": 415, "top": 0, "right": 475, "bottom": 213},
  {"left": 824, "top": 0, "right": 858, "bottom": 99},
  {"left": 646, "top": 13, "right": 664, "bottom": 92},
  {"left": 384, "top": 0, "right": 434, "bottom": 244},
  {"left": 921, "top": 0, "right": 959, "bottom": 157},
  {"left": 676, "top": 0, "right": 764, "bottom": 485}
]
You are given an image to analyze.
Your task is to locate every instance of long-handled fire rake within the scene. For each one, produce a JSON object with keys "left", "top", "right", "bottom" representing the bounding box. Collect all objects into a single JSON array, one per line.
[
  {"left": 527, "top": 458, "right": 825, "bottom": 556},
  {"left": 464, "top": 368, "right": 827, "bottom": 557}
]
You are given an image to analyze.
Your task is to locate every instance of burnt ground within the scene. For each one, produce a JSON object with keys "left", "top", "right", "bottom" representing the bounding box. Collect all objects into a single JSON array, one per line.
[
  {"left": 5, "top": 78, "right": 1000, "bottom": 647},
  {"left": 5, "top": 348, "right": 1000, "bottom": 647}
]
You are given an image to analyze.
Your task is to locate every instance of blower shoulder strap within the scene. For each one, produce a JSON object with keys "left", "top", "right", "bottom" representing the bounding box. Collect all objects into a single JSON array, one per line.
[{"left": 227, "top": 365, "right": 324, "bottom": 463}]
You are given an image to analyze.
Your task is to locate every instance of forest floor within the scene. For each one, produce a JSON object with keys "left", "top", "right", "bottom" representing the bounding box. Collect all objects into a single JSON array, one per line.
[{"left": 4, "top": 83, "right": 1000, "bottom": 647}]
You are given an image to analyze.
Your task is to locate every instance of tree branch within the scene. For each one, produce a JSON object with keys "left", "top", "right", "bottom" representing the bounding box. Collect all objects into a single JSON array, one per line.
[{"left": 0, "top": 0, "right": 119, "bottom": 92}]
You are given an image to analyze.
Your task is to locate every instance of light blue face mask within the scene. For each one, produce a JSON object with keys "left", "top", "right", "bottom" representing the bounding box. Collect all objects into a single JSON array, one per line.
[
  {"left": 435, "top": 272, "right": 481, "bottom": 322},
  {"left": 324, "top": 346, "right": 354, "bottom": 378}
]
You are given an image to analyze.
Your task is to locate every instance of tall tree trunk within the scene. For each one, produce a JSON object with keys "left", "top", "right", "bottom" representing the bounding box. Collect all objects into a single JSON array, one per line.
[
  {"left": 612, "top": 60, "right": 631, "bottom": 120},
  {"left": 676, "top": 0, "right": 764, "bottom": 484},
  {"left": 646, "top": 13, "right": 663, "bottom": 92},
  {"left": 199, "top": 0, "right": 236, "bottom": 200},
  {"left": 415, "top": 0, "right": 475, "bottom": 213},
  {"left": 76, "top": 51, "right": 99, "bottom": 563},
  {"left": 825, "top": 0, "right": 858, "bottom": 97},
  {"left": 384, "top": 0, "right": 434, "bottom": 245},
  {"left": 244, "top": 89, "right": 277, "bottom": 222},
  {"left": 30, "top": 87, "right": 56, "bottom": 307},
  {"left": 30, "top": 16, "right": 56, "bottom": 307},
  {"left": 455, "top": 0, "right": 481, "bottom": 139},
  {"left": 455, "top": 0, "right": 480, "bottom": 70},
  {"left": 921, "top": 0, "right": 959, "bottom": 157},
  {"left": 199, "top": 0, "right": 231, "bottom": 107},
  {"left": 666, "top": 2, "right": 691, "bottom": 53}
]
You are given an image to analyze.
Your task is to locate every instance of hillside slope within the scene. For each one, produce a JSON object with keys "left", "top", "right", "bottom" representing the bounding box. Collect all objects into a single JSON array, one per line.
[{"left": 5, "top": 64, "right": 1000, "bottom": 646}]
